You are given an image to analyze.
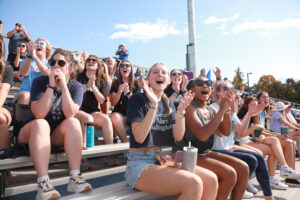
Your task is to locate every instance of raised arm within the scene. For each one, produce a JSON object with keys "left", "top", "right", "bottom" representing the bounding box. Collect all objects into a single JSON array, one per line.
[
  {"left": 172, "top": 90, "right": 194, "bottom": 141},
  {"left": 130, "top": 80, "right": 158, "bottom": 144},
  {"left": 186, "top": 103, "right": 228, "bottom": 141}
]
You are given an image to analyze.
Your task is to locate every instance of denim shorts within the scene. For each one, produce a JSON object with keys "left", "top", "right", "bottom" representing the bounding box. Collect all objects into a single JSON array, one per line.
[{"left": 125, "top": 149, "right": 161, "bottom": 188}]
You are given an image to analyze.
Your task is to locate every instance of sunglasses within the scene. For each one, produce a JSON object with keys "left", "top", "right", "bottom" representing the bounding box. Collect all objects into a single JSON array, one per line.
[
  {"left": 49, "top": 59, "right": 67, "bottom": 67},
  {"left": 86, "top": 58, "right": 97, "bottom": 63},
  {"left": 172, "top": 72, "right": 182, "bottom": 76},
  {"left": 35, "top": 42, "right": 45, "bottom": 46},
  {"left": 75, "top": 53, "right": 79, "bottom": 57},
  {"left": 195, "top": 80, "right": 213, "bottom": 87},
  {"left": 223, "top": 86, "right": 231, "bottom": 91},
  {"left": 18, "top": 45, "right": 26, "bottom": 48},
  {"left": 120, "top": 64, "right": 131, "bottom": 68}
]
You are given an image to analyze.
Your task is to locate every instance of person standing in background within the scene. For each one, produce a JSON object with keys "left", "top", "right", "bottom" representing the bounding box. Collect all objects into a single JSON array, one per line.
[
  {"left": 115, "top": 44, "right": 129, "bottom": 60},
  {"left": 6, "top": 23, "right": 31, "bottom": 65}
]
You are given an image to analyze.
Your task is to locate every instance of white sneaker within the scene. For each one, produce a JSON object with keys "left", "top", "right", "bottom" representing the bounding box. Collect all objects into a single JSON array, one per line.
[
  {"left": 270, "top": 177, "right": 289, "bottom": 190},
  {"left": 67, "top": 174, "right": 92, "bottom": 193},
  {"left": 247, "top": 181, "right": 258, "bottom": 194},
  {"left": 280, "top": 167, "right": 300, "bottom": 179},
  {"left": 243, "top": 190, "right": 254, "bottom": 199},
  {"left": 36, "top": 180, "right": 61, "bottom": 200}
]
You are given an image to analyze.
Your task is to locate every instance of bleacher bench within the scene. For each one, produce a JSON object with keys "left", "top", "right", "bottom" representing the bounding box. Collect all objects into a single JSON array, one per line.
[
  {"left": 0, "top": 143, "right": 129, "bottom": 171},
  {"left": 61, "top": 181, "right": 177, "bottom": 200}
]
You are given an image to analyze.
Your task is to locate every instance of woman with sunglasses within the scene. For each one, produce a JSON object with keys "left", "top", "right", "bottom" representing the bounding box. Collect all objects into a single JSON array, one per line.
[
  {"left": 17, "top": 38, "right": 52, "bottom": 105},
  {"left": 75, "top": 55, "right": 113, "bottom": 149},
  {"left": 0, "top": 37, "right": 14, "bottom": 150},
  {"left": 177, "top": 77, "right": 252, "bottom": 200},
  {"left": 126, "top": 63, "right": 218, "bottom": 200},
  {"left": 110, "top": 60, "right": 140, "bottom": 142},
  {"left": 237, "top": 97, "right": 300, "bottom": 188},
  {"left": 211, "top": 82, "right": 274, "bottom": 199},
  {"left": 164, "top": 69, "right": 188, "bottom": 110},
  {"left": 18, "top": 48, "right": 92, "bottom": 200}
]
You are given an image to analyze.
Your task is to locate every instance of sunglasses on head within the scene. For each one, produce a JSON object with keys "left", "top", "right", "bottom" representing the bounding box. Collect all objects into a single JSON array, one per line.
[
  {"left": 120, "top": 64, "right": 130, "bottom": 68},
  {"left": 172, "top": 72, "right": 182, "bottom": 76},
  {"left": 195, "top": 80, "right": 212, "bottom": 87},
  {"left": 49, "top": 59, "right": 67, "bottom": 67},
  {"left": 18, "top": 45, "right": 26, "bottom": 48},
  {"left": 35, "top": 42, "right": 45, "bottom": 46},
  {"left": 86, "top": 58, "right": 97, "bottom": 63}
]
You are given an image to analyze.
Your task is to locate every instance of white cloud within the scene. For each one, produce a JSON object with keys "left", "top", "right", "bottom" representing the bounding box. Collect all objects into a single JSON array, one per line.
[
  {"left": 217, "top": 24, "right": 226, "bottom": 30},
  {"left": 110, "top": 19, "right": 180, "bottom": 42},
  {"left": 204, "top": 13, "right": 240, "bottom": 24},
  {"left": 232, "top": 18, "right": 300, "bottom": 33}
]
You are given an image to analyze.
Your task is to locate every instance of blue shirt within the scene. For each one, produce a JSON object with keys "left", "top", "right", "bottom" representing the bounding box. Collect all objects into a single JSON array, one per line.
[
  {"left": 117, "top": 49, "right": 129, "bottom": 60},
  {"left": 19, "top": 60, "right": 49, "bottom": 93},
  {"left": 259, "top": 110, "right": 267, "bottom": 126},
  {"left": 126, "top": 93, "right": 176, "bottom": 148},
  {"left": 270, "top": 111, "right": 284, "bottom": 133}
]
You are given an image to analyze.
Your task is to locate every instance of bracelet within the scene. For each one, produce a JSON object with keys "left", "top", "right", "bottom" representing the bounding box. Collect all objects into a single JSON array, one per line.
[
  {"left": 150, "top": 105, "right": 157, "bottom": 109},
  {"left": 47, "top": 84, "right": 55, "bottom": 90},
  {"left": 177, "top": 112, "right": 186, "bottom": 118},
  {"left": 225, "top": 110, "right": 231, "bottom": 114}
]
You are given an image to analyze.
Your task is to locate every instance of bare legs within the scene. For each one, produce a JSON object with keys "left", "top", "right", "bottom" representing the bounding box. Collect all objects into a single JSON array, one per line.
[
  {"left": 198, "top": 151, "right": 249, "bottom": 200},
  {"left": 110, "top": 112, "right": 128, "bottom": 142},
  {"left": 135, "top": 164, "right": 218, "bottom": 200},
  {"left": 0, "top": 108, "right": 12, "bottom": 149},
  {"left": 17, "top": 91, "right": 30, "bottom": 105},
  {"left": 76, "top": 111, "right": 113, "bottom": 147},
  {"left": 18, "top": 118, "right": 82, "bottom": 177},
  {"left": 280, "top": 139, "right": 296, "bottom": 169}
]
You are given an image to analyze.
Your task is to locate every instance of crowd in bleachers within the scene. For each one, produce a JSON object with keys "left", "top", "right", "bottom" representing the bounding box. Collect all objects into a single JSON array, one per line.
[{"left": 1, "top": 22, "right": 300, "bottom": 200}]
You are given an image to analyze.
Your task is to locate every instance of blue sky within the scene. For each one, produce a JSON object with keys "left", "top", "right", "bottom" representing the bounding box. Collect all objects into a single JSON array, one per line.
[{"left": 1, "top": 0, "right": 300, "bottom": 86}]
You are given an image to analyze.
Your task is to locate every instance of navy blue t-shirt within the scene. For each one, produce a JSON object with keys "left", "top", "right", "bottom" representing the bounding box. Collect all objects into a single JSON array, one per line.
[
  {"left": 25, "top": 76, "right": 83, "bottom": 126},
  {"left": 126, "top": 92, "right": 176, "bottom": 148}
]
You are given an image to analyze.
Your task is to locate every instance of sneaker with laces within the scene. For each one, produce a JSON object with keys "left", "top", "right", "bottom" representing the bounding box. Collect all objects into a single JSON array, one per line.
[
  {"left": 67, "top": 174, "right": 92, "bottom": 193},
  {"left": 280, "top": 167, "right": 300, "bottom": 179},
  {"left": 285, "top": 178, "right": 300, "bottom": 186},
  {"left": 36, "top": 180, "right": 61, "bottom": 200},
  {"left": 270, "top": 177, "right": 288, "bottom": 190},
  {"left": 243, "top": 190, "right": 254, "bottom": 199},
  {"left": 247, "top": 181, "right": 258, "bottom": 194}
]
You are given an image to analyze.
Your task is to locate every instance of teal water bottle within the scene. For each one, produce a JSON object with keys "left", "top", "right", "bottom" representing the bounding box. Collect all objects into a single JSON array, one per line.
[{"left": 86, "top": 122, "right": 94, "bottom": 148}]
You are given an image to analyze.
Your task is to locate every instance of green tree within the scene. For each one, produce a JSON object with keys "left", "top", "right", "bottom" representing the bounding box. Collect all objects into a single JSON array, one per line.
[{"left": 232, "top": 67, "right": 245, "bottom": 90}]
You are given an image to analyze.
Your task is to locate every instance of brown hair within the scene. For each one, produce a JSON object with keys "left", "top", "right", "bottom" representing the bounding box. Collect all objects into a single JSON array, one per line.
[
  {"left": 239, "top": 96, "right": 256, "bottom": 114},
  {"left": 116, "top": 60, "right": 136, "bottom": 92}
]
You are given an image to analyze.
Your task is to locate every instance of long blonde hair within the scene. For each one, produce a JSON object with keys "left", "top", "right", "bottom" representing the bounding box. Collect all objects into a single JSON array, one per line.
[{"left": 148, "top": 63, "right": 172, "bottom": 115}]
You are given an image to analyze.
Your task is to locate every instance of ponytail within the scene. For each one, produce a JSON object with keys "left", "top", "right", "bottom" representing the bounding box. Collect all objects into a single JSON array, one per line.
[{"left": 161, "top": 93, "right": 172, "bottom": 115}]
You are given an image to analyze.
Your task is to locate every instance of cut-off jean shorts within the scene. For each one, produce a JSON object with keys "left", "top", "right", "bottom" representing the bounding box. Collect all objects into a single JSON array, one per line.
[{"left": 125, "top": 149, "right": 162, "bottom": 188}]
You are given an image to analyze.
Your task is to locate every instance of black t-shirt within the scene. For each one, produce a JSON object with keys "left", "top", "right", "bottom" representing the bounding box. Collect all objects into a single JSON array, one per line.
[
  {"left": 2, "top": 64, "right": 14, "bottom": 86},
  {"left": 164, "top": 85, "right": 186, "bottom": 110},
  {"left": 25, "top": 76, "right": 83, "bottom": 126},
  {"left": 126, "top": 93, "right": 176, "bottom": 148},
  {"left": 237, "top": 110, "right": 254, "bottom": 127},
  {"left": 77, "top": 73, "right": 107, "bottom": 113},
  {"left": 110, "top": 79, "right": 141, "bottom": 116}
]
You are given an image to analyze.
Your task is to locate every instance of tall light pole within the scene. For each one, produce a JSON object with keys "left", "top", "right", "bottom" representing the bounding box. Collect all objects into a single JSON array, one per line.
[
  {"left": 247, "top": 72, "right": 253, "bottom": 92},
  {"left": 186, "top": 0, "right": 198, "bottom": 76}
]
